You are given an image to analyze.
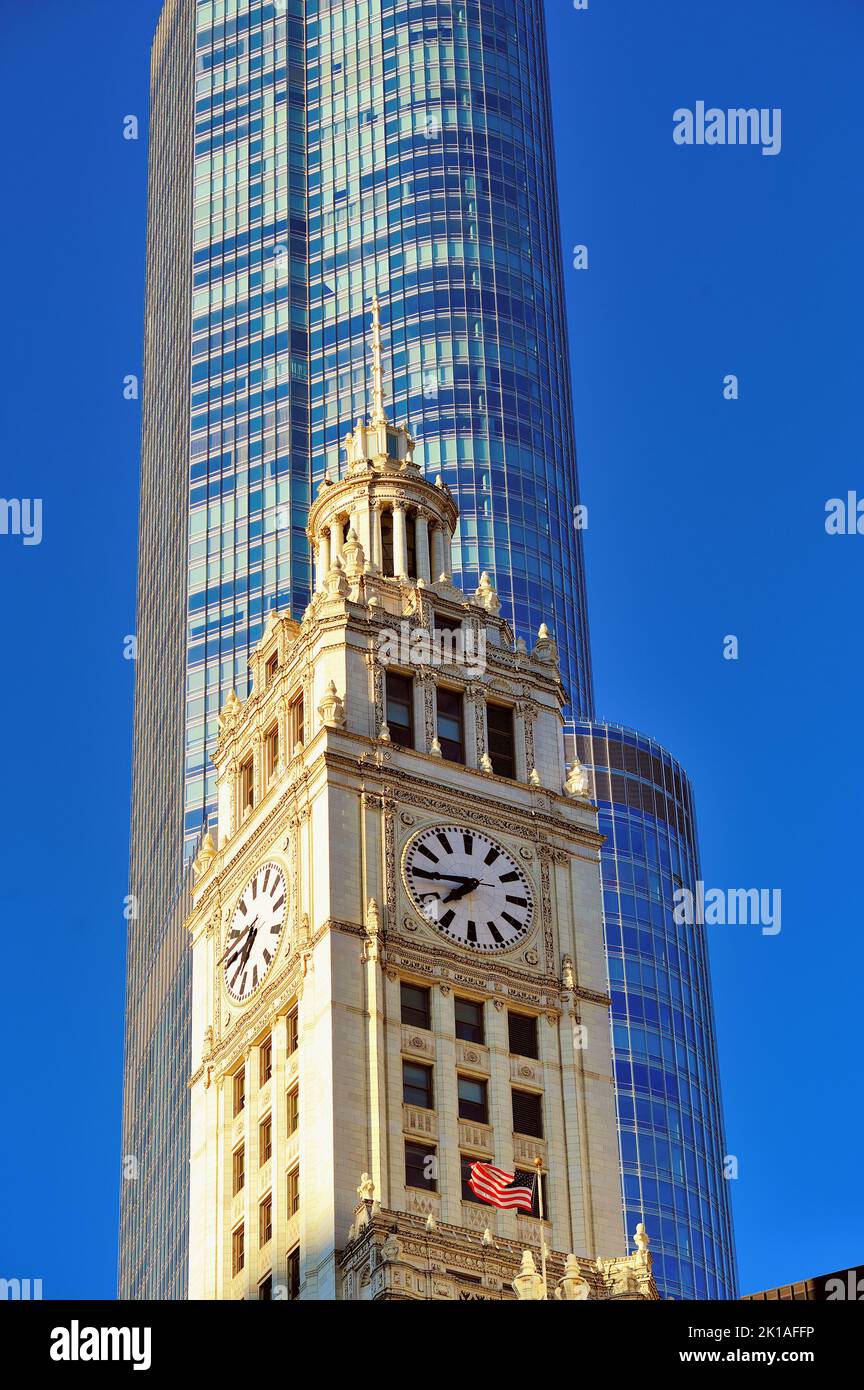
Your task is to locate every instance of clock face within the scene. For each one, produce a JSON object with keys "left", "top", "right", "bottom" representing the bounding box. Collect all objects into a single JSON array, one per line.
[
  {"left": 223, "top": 862, "right": 287, "bottom": 1003},
  {"left": 403, "top": 825, "right": 534, "bottom": 953}
]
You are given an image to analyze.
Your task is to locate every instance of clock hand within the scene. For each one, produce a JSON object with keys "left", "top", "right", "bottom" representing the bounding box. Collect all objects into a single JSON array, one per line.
[
  {"left": 218, "top": 917, "right": 258, "bottom": 965},
  {"left": 230, "top": 924, "right": 258, "bottom": 986},
  {"left": 440, "top": 878, "right": 496, "bottom": 903}
]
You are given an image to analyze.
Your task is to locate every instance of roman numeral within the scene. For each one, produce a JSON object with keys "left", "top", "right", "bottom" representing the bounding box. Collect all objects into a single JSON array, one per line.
[
  {"left": 483, "top": 847, "right": 500, "bottom": 866},
  {"left": 439, "top": 909, "right": 455, "bottom": 929},
  {"left": 262, "top": 869, "right": 270, "bottom": 894},
  {"left": 463, "top": 832, "right": 473, "bottom": 855},
  {"left": 437, "top": 831, "right": 453, "bottom": 854},
  {"left": 270, "top": 924, "right": 281, "bottom": 934},
  {"left": 271, "top": 895, "right": 284, "bottom": 911},
  {"left": 505, "top": 895, "right": 527, "bottom": 907},
  {"left": 239, "top": 900, "right": 247, "bottom": 915},
  {"left": 417, "top": 844, "right": 439, "bottom": 862},
  {"left": 466, "top": 919, "right": 477, "bottom": 944},
  {"left": 501, "top": 911, "right": 522, "bottom": 930},
  {"left": 252, "top": 878, "right": 258, "bottom": 899},
  {"left": 412, "top": 868, "right": 440, "bottom": 880},
  {"left": 263, "top": 950, "right": 272, "bottom": 965},
  {"left": 241, "top": 972, "right": 248, "bottom": 995},
  {"left": 252, "top": 965, "right": 259, "bottom": 988},
  {"left": 486, "top": 920, "right": 504, "bottom": 944},
  {"left": 499, "top": 871, "right": 519, "bottom": 883}
]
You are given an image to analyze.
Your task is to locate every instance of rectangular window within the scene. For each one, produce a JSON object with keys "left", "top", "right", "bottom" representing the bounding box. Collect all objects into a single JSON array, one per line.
[
  {"left": 287, "top": 1009, "right": 299, "bottom": 1054},
  {"left": 265, "top": 651, "right": 278, "bottom": 686},
  {"left": 287, "top": 1247, "right": 300, "bottom": 1300},
  {"left": 400, "top": 982, "right": 431, "bottom": 1029},
  {"left": 265, "top": 723, "right": 279, "bottom": 784},
  {"left": 402, "top": 1060, "right": 434, "bottom": 1110},
  {"left": 508, "top": 1011, "right": 538, "bottom": 1060},
  {"left": 434, "top": 611, "right": 462, "bottom": 634},
  {"left": 232, "top": 1145, "right": 245, "bottom": 1196},
  {"left": 259, "top": 1194, "right": 272, "bottom": 1247},
  {"left": 289, "top": 691, "right": 304, "bottom": 752},
  {"left": 436, "top": 687, "right": 464, "bottom": 762},
  {"left": 461, "top": 1154, "right": 481, "bottom": 1203},
  {"left": 259, "top": 1274, "right": 272, "bottom": 1300},
  {"left": 386, "top": 672, "right": 414, "bottom": 748},
  {"left": 512, "top": 1088, "right": 544, "bottom": 1139},
  {"left": 287, "top": 1166, "right": 300, "bottom": 1216},
  {"left": 240, "top": 756, "right": 254, "bottom": 814},
  {"left": 487, "top": 703, "right": 515, "bottom": 779},
  {"left": 287, "top": 1086, "right": 299, "bottom": 1135},
  {"left": 232, "top": 1225, "right": 245, "bottom": 1277},
  {"left": 233, "top": 1068, "right": 246, "bottom": 1117},
  {"left": 457, "top": 1075, "right": 488, "bottom": 1124},
  {"left": 259, "top": 1115, "right": 272, "bottom": 1165},
  {"left": 260, "top": 1036, "right": 273, "bottom": 1086},
  {"left": 405, "top": 1140, "right": 436, "bottom": 1191},
  {"left": 455, "top": 997, "right": 484, "bottom": 1044}
]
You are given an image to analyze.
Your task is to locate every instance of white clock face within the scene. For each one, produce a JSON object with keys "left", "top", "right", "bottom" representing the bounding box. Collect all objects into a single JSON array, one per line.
[
  {"left": 403, "top": 825, "right": 534, "bottom": 952},
  {"left": 223, "top": 862, "right": 287, "bottom": 1002}
]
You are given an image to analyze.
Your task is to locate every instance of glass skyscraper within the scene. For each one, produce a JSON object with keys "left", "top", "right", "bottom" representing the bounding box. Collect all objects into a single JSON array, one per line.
[
  {"left": 567, "top": 725, "right": 738, "bottom": 1300},
  {"left": 121, "top": 0, "right": 735, "bottom": 1299}
]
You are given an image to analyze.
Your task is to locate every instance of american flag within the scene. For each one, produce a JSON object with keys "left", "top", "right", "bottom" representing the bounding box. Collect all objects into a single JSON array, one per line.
[{"left": 468, "top": 1161, "right": 535, "bottom": 1212}]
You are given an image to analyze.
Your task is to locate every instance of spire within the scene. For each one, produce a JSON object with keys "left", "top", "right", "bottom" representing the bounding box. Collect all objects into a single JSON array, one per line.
[{"left": 370, "top": 294, "right": 386, "bottom": 426}]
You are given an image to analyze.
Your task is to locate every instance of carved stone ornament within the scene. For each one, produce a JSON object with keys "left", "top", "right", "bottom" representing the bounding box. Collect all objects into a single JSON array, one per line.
[
  {"left": 318, "top": 679, "right": 346, "bottom": 727},
  {"left": 555, "top": 1254, "right": 591, "bottom": 1301},
  {"left": 357, "top": 1173, "right": 376, "bottom": 1203}
]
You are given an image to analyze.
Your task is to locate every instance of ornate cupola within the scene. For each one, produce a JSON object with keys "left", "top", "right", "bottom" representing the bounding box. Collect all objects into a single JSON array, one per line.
[{"left": 307, "top": 297, "right": 459, "bottom": 597}]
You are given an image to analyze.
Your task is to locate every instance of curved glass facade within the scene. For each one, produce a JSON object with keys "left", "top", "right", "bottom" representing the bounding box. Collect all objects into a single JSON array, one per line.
[{"left": 567, "top": 722, "right": 738, "bottom": 1300}]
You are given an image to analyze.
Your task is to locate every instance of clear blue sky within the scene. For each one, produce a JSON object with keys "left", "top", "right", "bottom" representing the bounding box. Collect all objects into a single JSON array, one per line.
[{"left": 0, "top": 0, "right": 860, "bottom": 1299}]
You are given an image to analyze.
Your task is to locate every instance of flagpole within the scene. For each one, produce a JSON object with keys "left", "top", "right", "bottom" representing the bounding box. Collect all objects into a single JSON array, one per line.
[{"left": 534, "top": 1156, "right": 547, "bottom": 1298}]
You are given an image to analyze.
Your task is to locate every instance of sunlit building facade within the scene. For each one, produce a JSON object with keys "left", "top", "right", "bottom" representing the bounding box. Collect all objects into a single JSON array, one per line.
[{"left": 121, "top": 0, "right": 736, "bottom": 1300}]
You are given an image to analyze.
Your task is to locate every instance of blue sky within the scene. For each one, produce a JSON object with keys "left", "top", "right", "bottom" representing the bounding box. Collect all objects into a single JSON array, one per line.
[{"left": 0, "top": 0, "right": 860, "bottom": 1299}]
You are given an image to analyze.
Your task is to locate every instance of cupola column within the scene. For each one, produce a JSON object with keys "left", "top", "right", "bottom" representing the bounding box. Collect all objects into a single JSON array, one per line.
[
  {"left": 392, "top": 503, "right": 408, "bottom": 579},
  {"left": 430, "top": 523, "right": 445, "bottom": 581},
  {"left": 316, "top": 529, "right": 331, "bottom": 592}
]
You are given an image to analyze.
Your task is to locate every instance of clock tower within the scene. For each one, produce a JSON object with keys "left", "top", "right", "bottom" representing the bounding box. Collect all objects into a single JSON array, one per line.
[{"left": 186, "top": 304, "right": 656, "bottom": 1301}]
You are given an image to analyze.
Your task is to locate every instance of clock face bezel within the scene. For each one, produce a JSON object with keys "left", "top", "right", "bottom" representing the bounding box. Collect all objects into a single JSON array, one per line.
[
  {"left": 222, "top": 859, "right": 288, "bottom": 1005},
  {"left": 401, "top": 823, "right": 535, "bottom": 954}
]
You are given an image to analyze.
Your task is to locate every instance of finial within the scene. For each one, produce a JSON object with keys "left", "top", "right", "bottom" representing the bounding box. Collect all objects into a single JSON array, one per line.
[
  {"left": 371, "top": 294, "right": 386, "bottom": 426},
  {"left": 634, "top": 1222, "right": 651, "bottom": 1257}
]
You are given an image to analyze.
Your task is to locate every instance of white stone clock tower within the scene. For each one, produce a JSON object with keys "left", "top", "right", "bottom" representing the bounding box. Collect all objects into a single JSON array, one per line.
[{"left": 186, "top": 304, "right": 656, "bottom": 1302}]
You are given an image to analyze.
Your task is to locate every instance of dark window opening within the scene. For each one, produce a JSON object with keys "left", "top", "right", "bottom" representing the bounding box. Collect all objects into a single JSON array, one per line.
[
  {"left": 508, "top": 1011, "right": 538, "bottom": 1059},
  {"left": 487, "top": 703, "right": 515, "bottom": 779},
  {"left": 403, "top": 1060, "right": 434, "bottom": 1110},
  {"left": 405, "top": 1140, "right": 437, "bottom": 1191},
  {"left": 512, "top": 1088, "right": 543, "bottom": 1139},
  {"left": 455, "top": 997, "right": 484, "bottom": 1044},
  {"left": 436, "top": 687, "right": 464, "bottom": 763},
  {"left": 386, "top": 672, "right": 414, "bottom": 748},
  {"left": 381, "top": 508, "right": 394, "bottom": 577},
  {"left": 400, "top": 982, "right": 431, "bottom": 1029},
  {"left": 457, "top": 1075, "right": 488, "bottom": 1124}
]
